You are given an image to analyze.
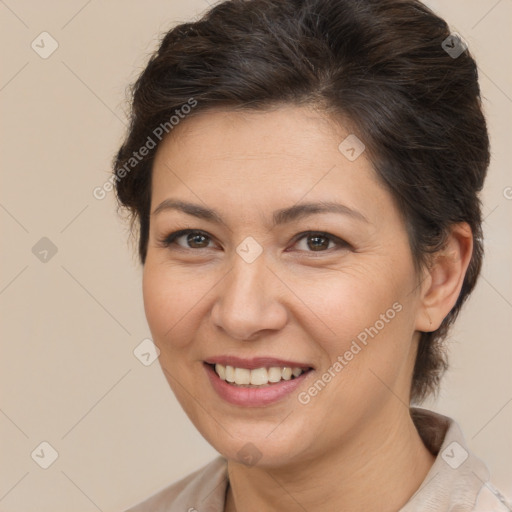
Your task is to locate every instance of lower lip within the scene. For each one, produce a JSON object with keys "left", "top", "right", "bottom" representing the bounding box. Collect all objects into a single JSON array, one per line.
[{"left": 204, "top": 363, "right": 312, "bottom": 407}]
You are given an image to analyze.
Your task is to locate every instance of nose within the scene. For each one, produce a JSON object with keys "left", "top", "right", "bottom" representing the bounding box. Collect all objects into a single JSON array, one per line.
[{"left": 210, "top": 254, "right": 288, "bottom": 341}]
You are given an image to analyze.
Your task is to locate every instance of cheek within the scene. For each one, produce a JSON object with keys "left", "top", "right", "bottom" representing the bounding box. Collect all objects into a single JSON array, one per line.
[
  {"left": 292, "top": 264, "right": 417, "bottom": 403},
  {"left": 142, "top": 260, "right": 208, "bottom": 351},
  {"left": 289, "top": 264, "right": 407, "bottom": 345}
]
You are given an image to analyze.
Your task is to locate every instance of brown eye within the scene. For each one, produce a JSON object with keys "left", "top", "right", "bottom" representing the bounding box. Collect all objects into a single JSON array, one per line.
[
  {"left": 185, "top": 232, "right": 210, "bottom": 248},
  {"left": 158, "top": 229, "right": 214, "bottom": 249},
  {"left": 292, "top": 231, "right": 350, "bottom": 253},
  {"left": 306, "top": 234, "right": 330, "bottom": 251}
]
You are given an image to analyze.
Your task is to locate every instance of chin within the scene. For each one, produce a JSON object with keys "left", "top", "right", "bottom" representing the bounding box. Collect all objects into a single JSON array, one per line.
[{"left": 196, "top": 418, "right": 312, "bottom": 469}]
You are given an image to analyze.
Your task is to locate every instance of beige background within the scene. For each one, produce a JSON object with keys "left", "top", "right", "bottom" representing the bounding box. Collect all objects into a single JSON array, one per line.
[{"left": 0, "top": 1, "right": 511, "bottom": 510}]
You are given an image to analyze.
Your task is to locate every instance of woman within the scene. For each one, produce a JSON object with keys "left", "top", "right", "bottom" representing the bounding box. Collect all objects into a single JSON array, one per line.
[{"left": 114, "top": 0, "right": 508, "bottom": 510}]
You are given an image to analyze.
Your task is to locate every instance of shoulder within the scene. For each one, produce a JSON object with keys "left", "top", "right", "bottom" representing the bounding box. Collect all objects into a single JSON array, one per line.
[
  {"left": 403, "top": 408, "right": 509, "bottom": 512},
  {"left": 124, "top": 456, "right": 228, "bottom": 512},
  {"left": 472, "top": 481, "right": 512, "bottom": 512}
]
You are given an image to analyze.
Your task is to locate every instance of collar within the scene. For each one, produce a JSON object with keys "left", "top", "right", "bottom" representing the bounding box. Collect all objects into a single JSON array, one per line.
[{"left": 399, "top": 407, "right": 491, "bottom": 511}]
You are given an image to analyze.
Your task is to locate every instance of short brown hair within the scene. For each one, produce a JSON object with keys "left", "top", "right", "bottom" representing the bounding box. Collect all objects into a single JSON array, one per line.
[{"left": 113, "top": 0, "right": 490, "bottom": 403}]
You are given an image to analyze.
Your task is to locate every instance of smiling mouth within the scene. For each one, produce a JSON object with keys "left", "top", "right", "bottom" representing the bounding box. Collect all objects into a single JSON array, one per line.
[{"left": 206, "top": 363, "right": 313, "bottom": 387}]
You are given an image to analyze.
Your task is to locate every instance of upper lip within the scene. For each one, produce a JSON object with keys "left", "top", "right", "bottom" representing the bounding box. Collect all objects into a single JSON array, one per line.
[{"left": 204, "top": 356, "right": 313, "bottom": 370}]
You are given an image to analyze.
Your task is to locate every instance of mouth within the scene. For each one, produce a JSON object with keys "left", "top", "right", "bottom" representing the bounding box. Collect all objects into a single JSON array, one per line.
[
  {"left": 203, "top": 357, "right": 314, "bottom": 407},
  {"left": 205, "top": 362, "right": 313, "bottom": 387}
]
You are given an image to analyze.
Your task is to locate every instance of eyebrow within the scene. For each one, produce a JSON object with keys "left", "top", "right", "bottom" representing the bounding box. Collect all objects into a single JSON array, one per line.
[{"left": 152, "top": 199, "right": 368, "bottom": 226}]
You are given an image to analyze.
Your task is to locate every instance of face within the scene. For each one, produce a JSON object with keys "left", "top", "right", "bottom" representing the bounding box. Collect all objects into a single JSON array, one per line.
[{"left": 143, "top": 106, "right": 424, "bottom": 468}]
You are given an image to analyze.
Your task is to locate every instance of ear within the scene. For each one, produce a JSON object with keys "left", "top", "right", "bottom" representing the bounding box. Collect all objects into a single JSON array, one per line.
[{"left": 415, "top": 223, "right": 474, "bottom": 332}]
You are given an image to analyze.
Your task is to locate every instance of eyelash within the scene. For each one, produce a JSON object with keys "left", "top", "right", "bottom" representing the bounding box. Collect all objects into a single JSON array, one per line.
[{"left": 157, "top": 229, "right": 350, "bottom": 254}]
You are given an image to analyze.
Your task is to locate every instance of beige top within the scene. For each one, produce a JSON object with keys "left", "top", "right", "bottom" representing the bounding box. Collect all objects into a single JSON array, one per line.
[{"left": 125, "top": 407, "right": 510, "bottom": 512}]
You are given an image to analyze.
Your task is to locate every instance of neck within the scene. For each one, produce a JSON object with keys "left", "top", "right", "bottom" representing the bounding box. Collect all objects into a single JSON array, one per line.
[{"left": 225, "top": 406, "right": 435, "bottom": 512}]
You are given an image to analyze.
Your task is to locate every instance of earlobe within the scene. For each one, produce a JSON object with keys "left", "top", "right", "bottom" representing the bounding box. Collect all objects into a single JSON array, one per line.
[{"left": 415, "top": 223, "right": 473, "bottom": 333}]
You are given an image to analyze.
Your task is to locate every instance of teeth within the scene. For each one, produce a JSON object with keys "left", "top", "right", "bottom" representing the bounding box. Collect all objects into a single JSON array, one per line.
[
  {"left": 250, "top": 367, "right": 268, "bottom": 385},
  {"left": 215, "top": 363, "right": 226, "bottom": 380},
  {"left": 268, "top": 367, "right": 282, "bottom": 383},
  {"left": 225, "top": 365, "right": 235, "bottom": 383},
  {"left": 292, "top": 367, "right": 302, "bottom": 377},
  {"left": 212, "top": 364, "right": 306, "bottom": 386},
  {"left": 281, "top": 367, "right": 292, "bottom": 381},
  {"left": 234, "top": 367, "right": 251, "bottom": 385}
]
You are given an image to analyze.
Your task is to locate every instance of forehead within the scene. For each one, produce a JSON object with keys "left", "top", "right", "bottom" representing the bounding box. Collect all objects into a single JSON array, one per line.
[{"left": 149, "top": 106, "right": 393, "bottom": 226}]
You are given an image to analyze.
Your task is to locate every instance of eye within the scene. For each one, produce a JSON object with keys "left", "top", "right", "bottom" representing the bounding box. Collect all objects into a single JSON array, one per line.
[
  {"left": 157, "top": 229, "right": 216, "bottom": 250},
  {"left": 157, "top": 229, "right": 350, "bottom": 253},
  {"left": 291, "top": 231, "right": 350, "bottom": 253}
]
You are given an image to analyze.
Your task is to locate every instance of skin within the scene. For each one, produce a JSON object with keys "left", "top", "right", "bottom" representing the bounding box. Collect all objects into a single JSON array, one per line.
[{"left": 142, "top": 105, "right": 473, "bottom": 511}]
